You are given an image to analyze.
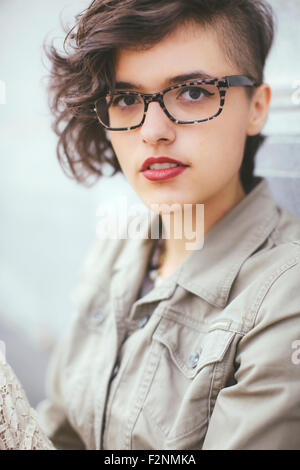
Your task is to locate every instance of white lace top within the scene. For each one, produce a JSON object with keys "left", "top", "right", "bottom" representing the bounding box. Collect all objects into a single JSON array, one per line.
[{"left": 0, "top": 359, "right": 55, "bottom": 450}]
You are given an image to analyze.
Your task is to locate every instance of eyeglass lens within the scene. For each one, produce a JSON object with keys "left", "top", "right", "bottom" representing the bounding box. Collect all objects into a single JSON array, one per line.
[{"left": 95, "top": 83, "right": 220, "bottom": 129}]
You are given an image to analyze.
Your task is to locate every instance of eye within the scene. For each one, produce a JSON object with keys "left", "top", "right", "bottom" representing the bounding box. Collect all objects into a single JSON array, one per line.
[
  {"left": 112, "top": 93, "right": 140, "bottom": 108},
  {"left": 177, "top": 86, "right": 215, "bottom": 102}
]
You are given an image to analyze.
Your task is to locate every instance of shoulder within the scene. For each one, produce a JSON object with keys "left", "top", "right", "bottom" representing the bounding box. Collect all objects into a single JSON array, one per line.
[
  {"left": 229, "top": 203, "right": 300, "bottom": 331},
  {"left": 241, "top": 200, "right": 300, "bottom": 282},
  {"left": 239, "top": 238, "right": 300, "bottom": 334},
  {"left": 271, "top": 203, "right": 300, "bottom": 247},
  {"left": 251, "top": 252, "right": 300, "bottom": 326},
  {"left": 254, "top": 204, "right": 300, "bottom": 300}
]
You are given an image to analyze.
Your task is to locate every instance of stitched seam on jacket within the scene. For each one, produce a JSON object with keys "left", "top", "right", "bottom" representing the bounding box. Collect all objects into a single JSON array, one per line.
[
  {"left": 207, "top": 363, "right": 218, "bottom": 423},
  {"left": 246, "top": 256, "right": 300, "bottom": 329},
  {"left": 218, "top": 211, "right": 279, "bottom": 304}
]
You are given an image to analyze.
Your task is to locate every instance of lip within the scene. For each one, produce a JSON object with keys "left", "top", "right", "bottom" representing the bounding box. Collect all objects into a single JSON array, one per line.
[
  {"left": 142, "top": 165, "right": 188, "bottom": 181},
  {"left": 140, "top": 156, "right": 189, "bottom": 172}
]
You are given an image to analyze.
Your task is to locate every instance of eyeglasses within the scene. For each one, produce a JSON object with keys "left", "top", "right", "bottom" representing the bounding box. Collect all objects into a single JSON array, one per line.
[{"left": 94, "top": 75, "right": 258, "bottom": 131}]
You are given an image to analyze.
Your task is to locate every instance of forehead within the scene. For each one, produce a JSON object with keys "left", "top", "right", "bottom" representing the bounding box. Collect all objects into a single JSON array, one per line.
[{"left": 114, "top": 22, "right": 236, "bottom": 91}]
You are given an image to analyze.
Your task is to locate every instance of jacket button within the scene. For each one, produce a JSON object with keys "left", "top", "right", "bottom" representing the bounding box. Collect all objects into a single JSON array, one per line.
[
  {"left": 188, "top": 350, "right": 201, "bottom": 369},
  {"left": 138, "top": 315, "right": 150, "bottom": 328},
  {"left": 112, "top": 363, "right": 120, "bottom": 377},
  {"left": 90, "top": 308, "right": 105, "bottom": 324}
]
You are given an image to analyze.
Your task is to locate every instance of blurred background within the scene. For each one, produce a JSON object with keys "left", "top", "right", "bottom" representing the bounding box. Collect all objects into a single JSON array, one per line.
[{"left": 0, "top": 0, "right": 299, "bottom": 407}]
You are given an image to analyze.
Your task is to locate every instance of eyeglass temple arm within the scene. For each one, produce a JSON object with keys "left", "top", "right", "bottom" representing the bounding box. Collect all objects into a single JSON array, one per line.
[{"left": 225, "top": 75, "right": 259, "bottom": 87}]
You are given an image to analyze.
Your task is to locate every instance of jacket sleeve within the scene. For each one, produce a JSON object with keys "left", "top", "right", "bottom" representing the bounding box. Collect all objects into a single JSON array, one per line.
[{"left": 202, "top": 261, "right": 300, "bottom": 450}]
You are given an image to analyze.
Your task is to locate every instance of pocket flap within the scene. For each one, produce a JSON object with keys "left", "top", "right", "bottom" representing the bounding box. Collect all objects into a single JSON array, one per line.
[{"left": 153, "top": 317, "right": 235, "bottom": 378}]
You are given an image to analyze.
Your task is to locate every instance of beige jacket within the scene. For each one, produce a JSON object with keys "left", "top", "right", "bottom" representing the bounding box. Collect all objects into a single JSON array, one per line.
[{"left": 37, "top": 178, "right": 300, "bottom": 450}]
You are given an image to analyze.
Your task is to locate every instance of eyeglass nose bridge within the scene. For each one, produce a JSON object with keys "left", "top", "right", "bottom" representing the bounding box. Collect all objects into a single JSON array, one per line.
[
  {"left": 143, "top": 91, "right": 164, "bottom": 106},
  {"left": 142, "top": 91, "right": 170, "bottom": 123}
]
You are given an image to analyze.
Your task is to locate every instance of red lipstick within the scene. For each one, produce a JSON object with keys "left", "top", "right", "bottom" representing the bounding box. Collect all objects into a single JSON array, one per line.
[{"left": 140, "top": 156, "right": 189, "bottom": 182}]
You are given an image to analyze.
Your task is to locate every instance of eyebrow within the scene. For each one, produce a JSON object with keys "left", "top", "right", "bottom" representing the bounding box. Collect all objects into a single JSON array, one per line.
[{"left": 115, "top": 70, "right": 215, "bottom": 90}]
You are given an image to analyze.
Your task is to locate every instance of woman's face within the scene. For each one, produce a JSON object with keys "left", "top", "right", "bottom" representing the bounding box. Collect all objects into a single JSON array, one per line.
[{"left": 108, "top": 22, "right": 263, "bottom": 213}]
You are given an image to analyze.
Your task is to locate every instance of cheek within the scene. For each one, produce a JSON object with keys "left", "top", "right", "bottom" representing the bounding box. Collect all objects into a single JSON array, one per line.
[
  {"left": 211, "top": 124, "right": 246, "bottom": 169},
  {"left": 182, "top": 118, "right": 246, "bottom": 173},
  {"left": 215, "top": 94, "right": 250, "bottom": 166},
  {"left": 175, "top": 119, "right": 247, "bottom": 196},
  {"left": 201, "top": 108, "right": 248, "bottom": 175}
]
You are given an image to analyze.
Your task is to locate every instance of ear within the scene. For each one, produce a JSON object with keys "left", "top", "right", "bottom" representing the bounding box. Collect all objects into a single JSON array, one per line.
[{"left": 247, "top": 83, "right": 272, "bottom": 136}]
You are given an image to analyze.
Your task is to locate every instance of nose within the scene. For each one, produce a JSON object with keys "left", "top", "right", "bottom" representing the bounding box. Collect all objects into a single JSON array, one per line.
[{"left": 140, "top": 101, "right": 176, "bottom": 144}]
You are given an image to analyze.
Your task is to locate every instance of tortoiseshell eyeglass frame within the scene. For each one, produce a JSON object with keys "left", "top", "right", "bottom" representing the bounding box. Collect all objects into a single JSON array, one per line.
[{"left": 94, "top": 75, "right": 259, "bottom": 131}]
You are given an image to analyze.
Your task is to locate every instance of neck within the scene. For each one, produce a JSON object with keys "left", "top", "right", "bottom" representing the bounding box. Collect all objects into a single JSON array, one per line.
[{"left": 158, "top": 176, "right": 246, "bottom": 278}]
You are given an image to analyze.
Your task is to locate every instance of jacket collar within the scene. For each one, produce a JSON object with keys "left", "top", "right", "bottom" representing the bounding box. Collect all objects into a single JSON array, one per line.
[
  {"left": 112, "top": 178, "right": 280, "bottom": 309},
  {"left": 176, "top": 177, "right": 280, "bottom": 307}
]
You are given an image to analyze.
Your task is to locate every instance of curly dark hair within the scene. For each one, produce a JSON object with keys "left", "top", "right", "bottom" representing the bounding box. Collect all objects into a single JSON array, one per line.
[{"left": 45, "top": 0, "right": 276, "bottom": 191}]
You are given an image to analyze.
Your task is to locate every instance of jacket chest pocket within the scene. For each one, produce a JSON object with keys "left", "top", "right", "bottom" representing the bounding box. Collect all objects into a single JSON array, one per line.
[{"left": 141, "top": 316, "right": 235, "bottom": 447}]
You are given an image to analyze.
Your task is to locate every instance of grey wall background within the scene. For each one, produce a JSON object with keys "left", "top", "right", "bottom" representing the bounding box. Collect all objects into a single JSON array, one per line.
[
  {"left": 0, "top": 0, "right": 299, "bottom": 406},
  {"left": 255, "top": 0, "right": 300, "bottom": 215}
]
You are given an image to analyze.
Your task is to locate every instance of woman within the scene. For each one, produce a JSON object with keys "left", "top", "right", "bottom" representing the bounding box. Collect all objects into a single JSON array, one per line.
[{"left": 1, "top": 0, "right": 300, "bottom": 450}]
